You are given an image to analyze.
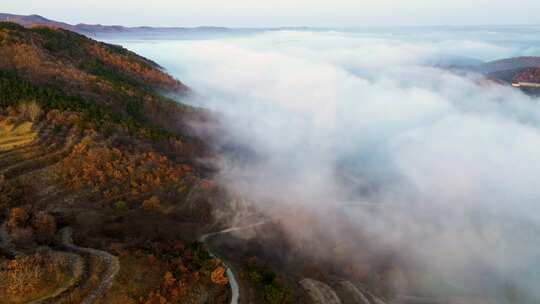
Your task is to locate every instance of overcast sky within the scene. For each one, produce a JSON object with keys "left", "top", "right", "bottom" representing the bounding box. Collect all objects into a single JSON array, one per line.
[{"left": 2, "top": 0, "right": 539, "bottom": 27}]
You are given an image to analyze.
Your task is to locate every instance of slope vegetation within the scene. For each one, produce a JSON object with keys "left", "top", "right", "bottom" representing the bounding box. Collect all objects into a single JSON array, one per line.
[{"left": 0, "top": 22, "right": 229, "bottom": 304}]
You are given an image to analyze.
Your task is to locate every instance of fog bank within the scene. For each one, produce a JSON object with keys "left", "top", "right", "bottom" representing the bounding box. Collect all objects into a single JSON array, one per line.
[{"left": 108, "top": 27, "right": 540, "bottom": 302}]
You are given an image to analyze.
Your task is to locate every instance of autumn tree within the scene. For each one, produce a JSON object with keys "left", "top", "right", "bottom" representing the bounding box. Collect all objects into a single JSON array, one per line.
[
  {"left": 211, "top": 266, "right": 229, "bottom": 285},
  {"left": 163, "top": 271, "right": 176, "bottom": 286},
  {"left": 143, "top": 196, "right": 161, "bottom": 211}
]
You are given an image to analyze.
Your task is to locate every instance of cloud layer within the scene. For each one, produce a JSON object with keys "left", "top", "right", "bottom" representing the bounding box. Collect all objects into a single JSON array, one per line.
[{"left": 112, "top": 28, "right": 540, "bottom": 301}]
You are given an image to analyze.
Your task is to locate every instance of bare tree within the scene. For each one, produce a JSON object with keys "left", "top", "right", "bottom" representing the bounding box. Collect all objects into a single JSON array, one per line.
[{"left": 18, "top": 101, "right": 42, "bottom": 122}]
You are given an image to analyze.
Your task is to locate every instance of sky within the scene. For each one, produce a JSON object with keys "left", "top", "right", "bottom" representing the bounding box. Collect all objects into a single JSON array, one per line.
[{"left": 2, "top": 0, "right": 540, "bottom": 27}]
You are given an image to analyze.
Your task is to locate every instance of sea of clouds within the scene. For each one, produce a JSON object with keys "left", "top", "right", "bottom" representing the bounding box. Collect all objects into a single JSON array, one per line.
[{"left": 106, "top": 27, "right": 540, "bottom": 301}]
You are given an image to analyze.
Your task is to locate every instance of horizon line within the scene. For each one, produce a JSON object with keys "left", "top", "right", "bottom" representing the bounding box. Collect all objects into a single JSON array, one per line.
[{"left": 2, "top": 12, "right": 540, "bottom": 30}]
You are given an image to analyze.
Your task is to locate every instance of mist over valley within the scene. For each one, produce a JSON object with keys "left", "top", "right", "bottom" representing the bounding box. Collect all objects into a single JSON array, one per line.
[{"left": 104, "top": 27, "right": 540, "bottom": 303}]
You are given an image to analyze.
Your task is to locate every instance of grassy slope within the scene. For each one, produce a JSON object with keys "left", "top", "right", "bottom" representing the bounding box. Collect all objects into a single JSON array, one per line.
[{"left": 0, "top": 121, "right": 36, "bottom": 151}]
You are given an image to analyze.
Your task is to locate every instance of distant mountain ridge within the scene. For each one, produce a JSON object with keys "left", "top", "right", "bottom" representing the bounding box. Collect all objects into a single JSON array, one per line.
[
  {"left": 0, "top": 13, "right": 232, "bottom": 35},
  {"left": 3, "top": 13, "right": 539, "bottom": 89},
  {"left": 0, "top": 13, "right": 78, "bottom": 31},
  {"left": 441, "top": 56, "right": 540, "bottom": 92},
  {"left": 0, "top": 13, "right": 317, "bottom": 36},
  {"left": 476, "top": 56, "right": 540, "bottom": 74},
  {"left": 474, "top": 57, "right": 540, "bottom": 89}
]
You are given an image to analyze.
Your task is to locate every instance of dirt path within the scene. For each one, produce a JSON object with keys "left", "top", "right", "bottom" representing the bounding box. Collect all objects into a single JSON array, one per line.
[
  {"left": 1, "top": 134, "right": 80, "bottom": 180},
  {"left": 340, "top": 281, "right": 371, "bottom": 304},
  {"left": 60, "top": 227, "right": 120, "bottom": 304},
  {"left": 0, "top": 226, "right": 118, "bottom": 304},
  {"left": 199, "top": 221, "right": 269, "bottom": 304},
  {"left": 0, "top": 222, "right": 86, "bottom": 304},
  {"left": 199, "top": 221, "right": 268, "bottom": 243},
  {"left": 300, "top": 278, "right": 342, "bottom": 304}
]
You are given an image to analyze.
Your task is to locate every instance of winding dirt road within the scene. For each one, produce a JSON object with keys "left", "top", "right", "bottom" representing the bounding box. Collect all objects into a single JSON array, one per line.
[
  {"left": 199, "top": 221, "right": 269, "bottom": 304},
  {"left": 340, "top": 281, "right": 372, "bottom": 304},
  {"left": 300, "top": 278, "right": 342, "bottom": 304},
  {"left": 60, "top": 227, "right": 120, "bottom": 304},
  {"left": 0, "top": 222, "right": 86, "bottom": 304},
  {"left": 199, "top": 221, "right": 268, "bottom": 243}
]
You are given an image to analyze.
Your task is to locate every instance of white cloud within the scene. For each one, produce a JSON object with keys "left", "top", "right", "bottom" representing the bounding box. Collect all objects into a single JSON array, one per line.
[{"left": 114, "top": 29, "right": 540, "bottom": 301}]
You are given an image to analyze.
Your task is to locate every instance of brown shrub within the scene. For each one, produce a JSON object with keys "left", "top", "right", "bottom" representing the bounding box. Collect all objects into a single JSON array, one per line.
[
  {"left": 10, "top": 227, "right": 34, "bottom": 246},
  {"left": 46, "top": 109, "right": 82, "bottom": 126},
  {"left": 0, "top": 252, "right": 72, "bottom": 301},
  {"left": 7, "top": 207, "right": 29, "bottom": 229},
  {"left": 18, "top": 101, "right": 42, "bottom": 122},
  {"left": 163, "top": 271, "right": 176, "bottom": 286},
  {"left": 0, "top": 179, "right": 28, "bottom": 212},
  {"left": 32, "top": 211, "right": 57, "bottom": 242},
  {"left": 143, "top": 196, "right": 161, "bottom": 211},
  {"left": 6, "top": 106, "right": 18, "bottom": 117}
]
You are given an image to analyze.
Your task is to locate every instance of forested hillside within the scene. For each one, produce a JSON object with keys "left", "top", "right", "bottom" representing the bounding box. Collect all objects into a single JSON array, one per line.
[
  {"left": 0, "top": 22, "right": 203, "bottom": 138},
  {"left": 0, "top": 22, "right": 230, "bottom": 304}
]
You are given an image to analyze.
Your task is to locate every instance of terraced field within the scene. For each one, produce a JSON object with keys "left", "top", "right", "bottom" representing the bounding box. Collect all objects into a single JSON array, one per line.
[
  {"left": 0, "top": 119, "right": 120, "bottom": 304},
  {"left": 1, "top": 127, "right": 82, "bottom": 181},
  {"left": 0, "top": 121, "right": 37, "bottom": 152}
]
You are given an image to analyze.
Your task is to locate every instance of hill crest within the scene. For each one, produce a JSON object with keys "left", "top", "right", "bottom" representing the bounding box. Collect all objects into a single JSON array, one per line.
[{"left": 0, "top": 13, "right": 231, "bottom": 35}]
